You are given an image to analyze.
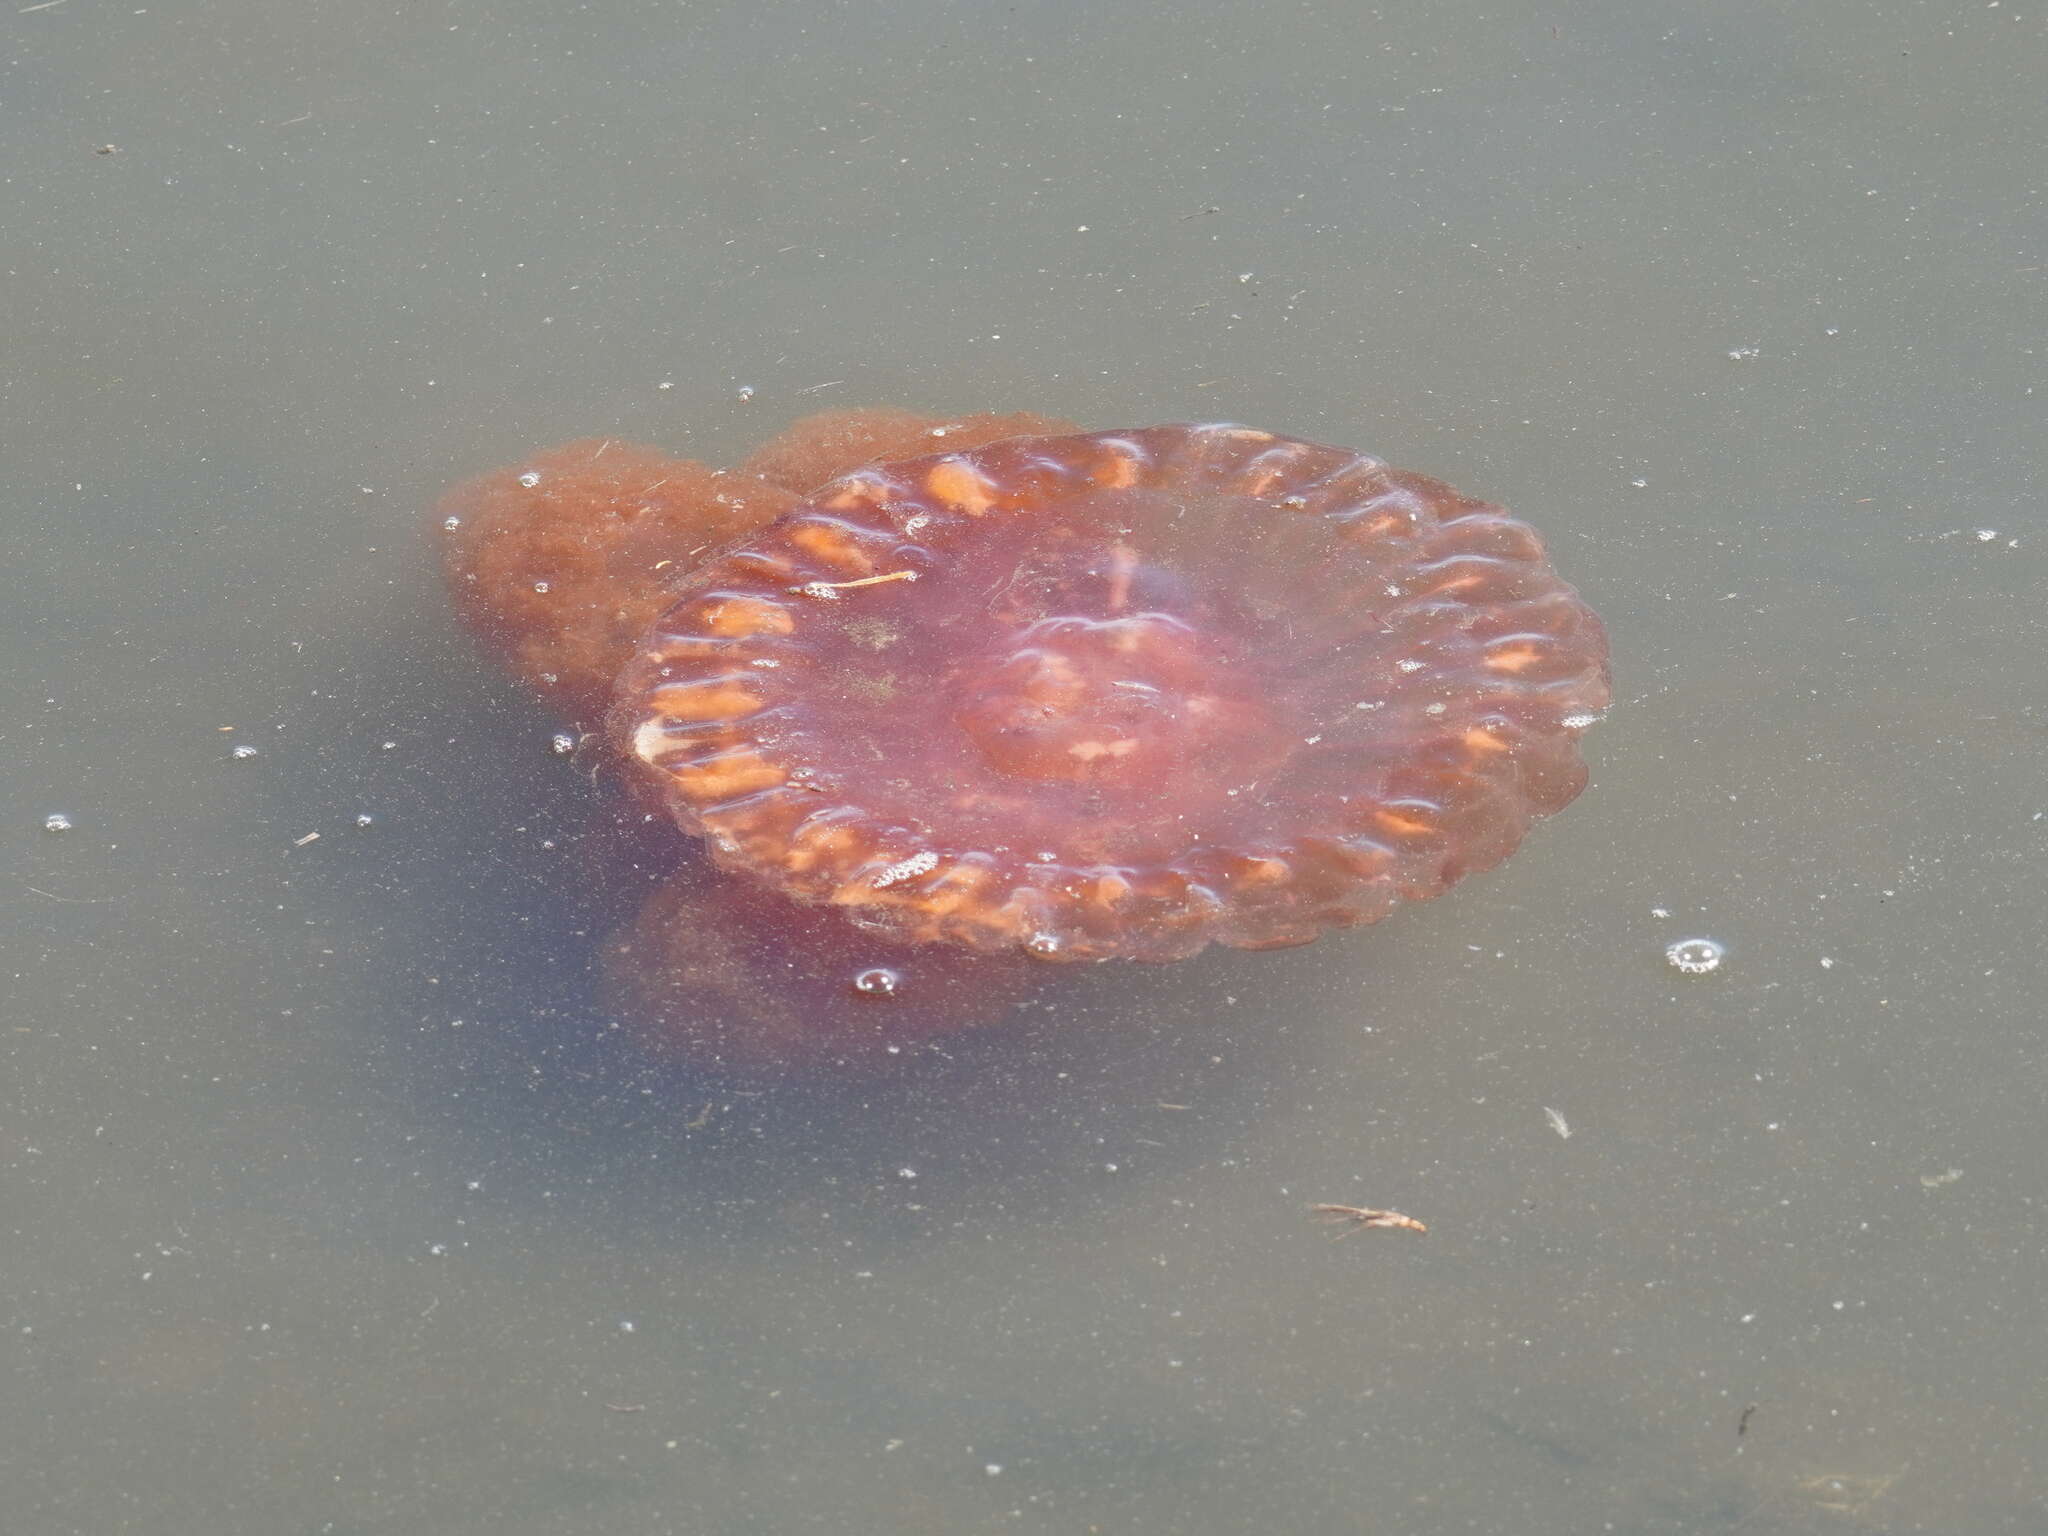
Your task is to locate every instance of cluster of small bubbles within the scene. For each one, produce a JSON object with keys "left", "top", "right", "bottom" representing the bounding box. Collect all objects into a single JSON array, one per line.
[
  {"left": 517, "top": 470, "right": 542, "bottom": 489},
  {"left": 1726, "top": 346, "right": 1761, "bottom": 361},
  {"left": 230, "top": 744, "right": 260, "bottom": 760},
  {"left": 735, "top": 385, "right": 756, "bottom": 402},
  {"left": 1823, "top": 326, "right": 1841, "bottom": 337},
  {"left": 1561, "top": 711, "right": 1604, "bottom": 730},
  {"left": 896, "top": 1167, "right": 918, "bottom": 1181},
  {"left": 1025, "top": 932, "right": 1065, "bottom": 958},
  {"left": 43, "top": 812, "right": 73, "bottom": 833},
  {"left": 441, "top": 515, "right": 462, "bottom": 532},
  {"left": 1666, "top": 937, "right": 1726, "bottom": 975},
  {"left": 427, "top": 1242, "right": 448, "bottom": 1257},
  {"left": 549, "top": 732, "right": 577, "bottom": 756},
  {"left": 355, "top": 813, "right": 374, "bottom": 827},
  {"left": 851, "top": 967, "right": 901, "bottom": 1000},
  {"left": 532, "top": 580, "right": 550, "bottom": 594},
  {"left": 1630, "top": 477, "right": 1649, "bottom": 489}
]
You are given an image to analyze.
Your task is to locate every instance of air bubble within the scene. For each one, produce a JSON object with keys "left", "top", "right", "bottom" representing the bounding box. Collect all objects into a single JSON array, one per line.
[
  {"left": 1025, "top": 932, "right": 1065, "bottom": 958},
  {"left": 43, "top": 812, "right": 73, "bottom": 833},
  {"left": 230, "top": 744, "right": 260, "bottom": 760},
  {"left": 851, "top": 967, "right": 901, "bottom": 999},
  {"left": 517, "top": 471, "right": 542, "bottom": 489},
  {"left": 441, "top": 516, "right": 462, "bottom": 531},
  {"left": 549, "top": 732, "right": 577, "bottom": 756},
  {"left": 532, "top": 580, "right": 550, "bottom": 594},
  {"left": 1666, "top": 937, "right": 1725, "bottom": 975}
]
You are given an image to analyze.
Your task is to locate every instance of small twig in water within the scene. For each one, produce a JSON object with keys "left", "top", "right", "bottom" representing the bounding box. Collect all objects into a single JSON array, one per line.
[
  {"left": 788, "top": 570, "right": 919, "bottom": 600},
  {"left": 1310, "top": 1203, "right": 1427, "bottom": 1236}
]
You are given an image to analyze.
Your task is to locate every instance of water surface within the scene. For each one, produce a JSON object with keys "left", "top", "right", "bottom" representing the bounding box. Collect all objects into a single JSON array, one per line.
[{"left": 6, "top": 1, "right": 2043, "bottom": 1531}]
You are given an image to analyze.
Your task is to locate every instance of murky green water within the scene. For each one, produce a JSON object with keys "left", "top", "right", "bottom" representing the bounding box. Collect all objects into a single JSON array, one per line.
[{"left": 7, "top": 2, "right": 2043, "bottom": 1531}]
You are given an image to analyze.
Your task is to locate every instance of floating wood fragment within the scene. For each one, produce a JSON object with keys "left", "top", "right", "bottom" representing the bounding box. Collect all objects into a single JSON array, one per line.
[
  {"left": 1310, "top": 1203, "right": 1426, "bottom": 1236},
  {"left": 788, "top": 569, "right": 919, "bottom": 600}
]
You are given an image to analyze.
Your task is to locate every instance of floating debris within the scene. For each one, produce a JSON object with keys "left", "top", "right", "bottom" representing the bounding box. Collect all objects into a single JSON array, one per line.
[
  {"left": 1666, "top": 937, "right": 1726, "bottom": 975},
  {"left": 1310, "top": 1203, "right": 1427, "bottom": 1236}
]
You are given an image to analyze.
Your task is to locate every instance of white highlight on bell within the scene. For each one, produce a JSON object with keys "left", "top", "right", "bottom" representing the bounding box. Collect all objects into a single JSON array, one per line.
[
  {"left": 869, "top": 850, "right": 939, "bottom": 889},
  {"left": 632, "top": 719, "right": 670, "bottom": 765}
]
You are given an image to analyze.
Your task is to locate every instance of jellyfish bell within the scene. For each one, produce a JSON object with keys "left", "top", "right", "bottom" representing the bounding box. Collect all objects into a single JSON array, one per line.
[
  {"left": 615, "top": 423, "right": 1611, "bottom": 963},
  {"left": 738, "top": 406, "right": 1082, "bottom": 496}
]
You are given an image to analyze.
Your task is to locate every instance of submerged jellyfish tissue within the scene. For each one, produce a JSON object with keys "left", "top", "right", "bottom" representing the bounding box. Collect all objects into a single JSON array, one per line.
[
  {"left": 438, "top": 408, "right": 1072, "bottom": 1067},
  {"left": 438, "top": 409, "right": 1610, "bottom": 1063}
]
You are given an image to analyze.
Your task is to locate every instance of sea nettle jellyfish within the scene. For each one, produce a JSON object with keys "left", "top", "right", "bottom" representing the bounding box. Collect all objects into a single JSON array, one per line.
[
  {"left": 614, "top": 423, "right": 1610, "bottom": 962},
  {"left": 439, "top": 411, "right": 1609, "bottom": 1058}
]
